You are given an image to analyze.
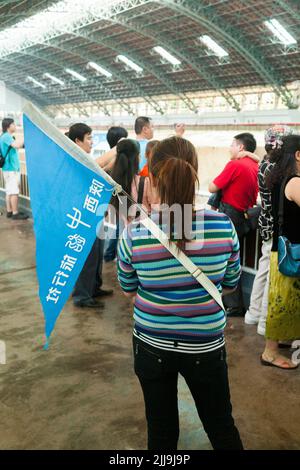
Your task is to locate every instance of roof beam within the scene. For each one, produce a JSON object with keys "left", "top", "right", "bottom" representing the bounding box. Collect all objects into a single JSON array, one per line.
[
  {"left": 50, "top": 105, "right": 72, "bottom": 118},
  {"left": 21, "top": 47, "right": 142, "bottom": 115},
  {"left": 0, "top": 54, "right": 109, "bottom": 117},
  {"left": 0, "top": 1, "right": 52, "bottom": 30},
  {"left": 107, "top": 2, "right": 241, "bottom": 110},
  {"left": 0, "top": 0, "right": 152, "bottom": 59},
  {"left": 66, "top": 29, "right": 198, "bottom": 113},
  {"left": 2, "top": 79, "right": 50, "bottom": 108},
  {"left": 1, "top": 0, "right": 236, "bottom": 110},
  {"left": 274, "top": 0, "right": 300, "bottom": 23},
  {"left": 160, "top": 0, "right": 297, "bottom": 109},
  {"left": 47, "top": 37, "right": 165, "bottom": 115},
  {"left": 14, "top": 50, "right": 115, "bottom": 116}
]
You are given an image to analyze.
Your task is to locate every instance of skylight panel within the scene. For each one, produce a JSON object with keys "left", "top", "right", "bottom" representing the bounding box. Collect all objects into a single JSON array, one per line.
[
  {"left": 65, "top": 68, "right": 87, "bottom": 82},
  {"left": 153, "top": 46, "right": 181, "bottom": 65},
  {"left": 117, "top": 55, "right": 143, "bottom": 73},
  {"left": 264, "top": 18, "right": 297, "bottom": 46},
  {"left": 87, "top": 62, "right": 112, "bottom": 78},
  {"left": 27, "top": 76, "right": 46, "bottom": 89},
  {"left": 199, "top": 35, "right": 229, "bottom": 58},
  {"left": 44, "top": 72, "right": 65, "bottom": 86}
]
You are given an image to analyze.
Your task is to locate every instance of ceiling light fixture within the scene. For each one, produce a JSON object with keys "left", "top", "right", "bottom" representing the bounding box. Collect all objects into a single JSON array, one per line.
[
  {"left": 153, "top": 46, "right": 181, "bottom": 65},
  {"left": 199, "top": 35, "right": 229, "bottom": 58},
  {"left": 117, "top": 55, "right": 143, "bottom": 73},
  {"left": 27, "top": 75, "right": 46, "bottom": 89},
  {"left": 44, "top": 72, "right": 64, "bottom": 85},
  {"left": 65, "top": 68, "right": 87, "bottom": 82},
  {"left": 87, "top": 61, "right": 112, "bottom": 78},
  {"left": 264, "top": 18, "right": 297, "bottom": 46}
]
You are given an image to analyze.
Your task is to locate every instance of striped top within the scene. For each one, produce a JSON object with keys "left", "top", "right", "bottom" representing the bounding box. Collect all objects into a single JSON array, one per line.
[{"left": 117, "top": 208, "right": 241, "bottom": 353}]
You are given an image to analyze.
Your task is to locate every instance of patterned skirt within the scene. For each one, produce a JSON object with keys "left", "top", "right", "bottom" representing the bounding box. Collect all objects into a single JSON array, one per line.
[{"left": 266, "top": 252, "right": 300, "bottom": 341}]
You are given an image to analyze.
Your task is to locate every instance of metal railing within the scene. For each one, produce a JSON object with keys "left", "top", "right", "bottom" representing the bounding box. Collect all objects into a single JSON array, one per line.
[
  {"left": 0, "top": 147, "right": 29, "bottom": 199},
  {"left": 0, "top": 169, "right": 31, "bottom": 221},
  {"left": 0, "top": 168, "right": 30, "bottom": 200},
  {"left": 19, "top": 172, "right": 30, "bottom": 199}
]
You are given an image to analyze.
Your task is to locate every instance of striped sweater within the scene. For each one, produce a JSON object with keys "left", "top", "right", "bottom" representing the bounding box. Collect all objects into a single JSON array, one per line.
[{"left": 117, "top": 209, "right": 241, "bottom": 352}]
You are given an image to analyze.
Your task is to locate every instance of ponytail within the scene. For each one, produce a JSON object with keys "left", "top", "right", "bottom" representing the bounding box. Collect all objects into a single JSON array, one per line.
[{"left": 111, "top": 138, "right": 140, "bottom": 212}]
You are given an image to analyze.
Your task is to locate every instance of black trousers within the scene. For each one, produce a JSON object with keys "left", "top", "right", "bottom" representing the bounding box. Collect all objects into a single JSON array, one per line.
[
  {"left": 72, "top": 237, "right": 104, "bottom": 303},
  {"left": 133, "top": 336, "right": 243, "bottom": 450},
  {"left": 219, "top": 202, "right": 249, "bottom": 312}
]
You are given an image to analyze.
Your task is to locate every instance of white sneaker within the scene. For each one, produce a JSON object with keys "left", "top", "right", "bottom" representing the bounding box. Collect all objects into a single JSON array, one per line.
[
  {"left": 244, "top": 310, "right": 260, "bottom": 325},
  {"left": 257, "top": 321, "right": 266, "bottom": 336}
]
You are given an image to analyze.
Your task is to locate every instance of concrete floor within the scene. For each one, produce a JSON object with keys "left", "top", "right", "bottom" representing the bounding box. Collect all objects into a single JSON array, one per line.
[{"left": 0, "top": 211, "right": 300, "bottom": 450}]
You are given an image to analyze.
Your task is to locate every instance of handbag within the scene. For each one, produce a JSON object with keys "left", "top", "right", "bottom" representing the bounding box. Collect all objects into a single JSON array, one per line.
[
  {"left": 277, "top": 178, "right": 300, "bottom": 277},
  {"left": 244, "top": 205, "right": 261, "bottom": 231}
]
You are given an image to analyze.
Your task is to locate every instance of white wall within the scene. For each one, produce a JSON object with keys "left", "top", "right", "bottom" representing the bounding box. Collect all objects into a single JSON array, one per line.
[{"left": 0, "top": 81, "right": 26, "bottom": 123}]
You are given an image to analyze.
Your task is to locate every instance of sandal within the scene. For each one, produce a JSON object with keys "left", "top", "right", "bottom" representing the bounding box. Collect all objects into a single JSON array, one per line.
[{"left": 260, "top": 354, "right": 298, "bottom": 370}]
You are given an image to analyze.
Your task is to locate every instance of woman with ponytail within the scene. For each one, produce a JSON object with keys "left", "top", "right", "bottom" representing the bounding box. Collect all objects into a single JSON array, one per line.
[
  {"left": 117, "top": 136, "right": 243, "bottom": 450},
  {"left": 261, "top": 134, "right": 300, "bottom": 369},
  {"left": 111, "top": 138, "right": 154, "bottom": 218},
  {"left": 105, "top": 139, "right": 157, "bottom": 263}
]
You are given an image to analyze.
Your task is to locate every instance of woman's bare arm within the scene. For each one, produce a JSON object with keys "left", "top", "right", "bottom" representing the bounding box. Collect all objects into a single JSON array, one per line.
[
  {"left": 237, "top": 151, "right": 260, "bottom": 162},
  {"left": 95, "top": 147, "right": 117, "bottom": 169},
  {"left": 285, "top": 177, "right": 300, "bottom": 207}
]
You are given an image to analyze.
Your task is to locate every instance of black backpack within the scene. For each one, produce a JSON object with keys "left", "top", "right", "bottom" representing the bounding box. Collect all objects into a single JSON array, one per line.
[{"left": 0, "top": 143, "right": 11, "bottom": 168}]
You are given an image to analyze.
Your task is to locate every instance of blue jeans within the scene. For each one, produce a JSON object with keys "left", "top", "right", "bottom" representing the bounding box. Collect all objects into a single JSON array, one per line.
[
  {"left": 104, "top": 222, "right": 119, "bottom": 262},
  {"left": 133, "top": 336, "right": 243, "bottom": 450}
]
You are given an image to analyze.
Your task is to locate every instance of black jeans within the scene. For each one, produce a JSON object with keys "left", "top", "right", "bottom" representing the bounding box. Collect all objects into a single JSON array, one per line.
[
  {"left": 72, "top": 237, "right": 104, "bottom": 303},
  {"left": 133, "top": 336, "right": 243, "bottom": 450}
]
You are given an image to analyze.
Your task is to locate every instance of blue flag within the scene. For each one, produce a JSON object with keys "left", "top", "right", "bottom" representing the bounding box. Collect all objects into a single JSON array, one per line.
[{"left": 23, "top": 103, "right": 116, "bottom": 347}]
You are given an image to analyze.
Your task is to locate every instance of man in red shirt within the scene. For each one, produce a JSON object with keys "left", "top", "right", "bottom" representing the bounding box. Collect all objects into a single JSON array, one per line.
[{"left": 209, "top": 133, "right": 259, "bottom": 316}]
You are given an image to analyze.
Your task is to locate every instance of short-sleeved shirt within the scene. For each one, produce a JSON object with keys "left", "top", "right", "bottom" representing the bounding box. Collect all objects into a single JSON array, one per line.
[
  {"left": 139, "top": 163, "right": 149, "bottom": 177},
  {"left": 136, "top": 139, "right": 148, "bottom": 171},
  {"left": 0, "top": 132, "right": 20, "bottom": 172},
  {"left": 213, "top": 156, "right": 258, "bottom": 212}
]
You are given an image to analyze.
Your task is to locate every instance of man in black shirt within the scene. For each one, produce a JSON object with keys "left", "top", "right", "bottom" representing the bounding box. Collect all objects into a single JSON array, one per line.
[{"left": 67, "top": 123, "right": 113, "bottom": 308}]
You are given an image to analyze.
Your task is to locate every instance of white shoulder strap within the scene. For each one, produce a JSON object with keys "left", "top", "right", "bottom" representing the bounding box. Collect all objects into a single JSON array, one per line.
[{"left": 140, "top": 215, "right": 225, "bottom": 311}]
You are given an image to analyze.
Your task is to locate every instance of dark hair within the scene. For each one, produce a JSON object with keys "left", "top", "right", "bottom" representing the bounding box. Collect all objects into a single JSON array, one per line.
[
  {"left": 234, "top": 132, "right": 257, "bottom": 153},
  {"left": 135, "top": 116, "right": 151, "bottom": 135},
  {"left": 111, "top": 139, "right": 140, "bottom": 213},
  {"left": 266, "top": 134, "right": 300, "bottom": 189},
  {"left": 265, "top": 144, "right": 273, "bottom": 155},
  {"left": 2, "top": 118, "right": 14, "bottom": 133},
  {"left": 145, "top": 139, "right": 159, "bottom": 161},
  {"left": 68, "top": 123, "right": 92, "bottom": 143},
  {"left": 149, "top": 136, "right": 199, "bottom": 250},
  {"left": 106, "top": 126, "right": 128, "bottom": 148}
]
